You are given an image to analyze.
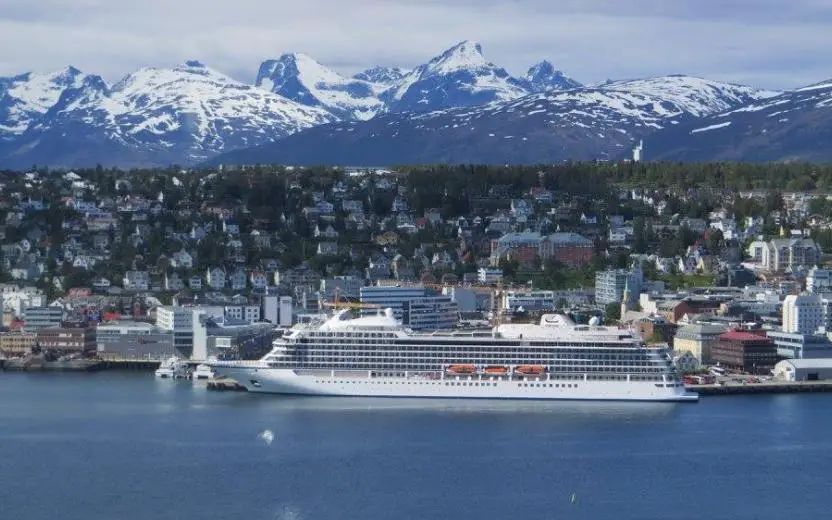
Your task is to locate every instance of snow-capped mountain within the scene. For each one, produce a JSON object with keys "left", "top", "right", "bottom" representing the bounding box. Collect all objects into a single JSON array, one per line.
[
  {"left": 5, "top": 40, "right": 826, "bottom": 168},
  {"left": 648, "top": 80, "right": 832, "bottom": 162},
  {"left": 255, "top": 54, "right": 384, "bottom": 120},
  {"left": 383, "top": 41, "right": 531, "bottom": 113},
  {"left": 525, "top": 61, "right": 582, "bottom": 92},
  {"left": 0, "top": 61, "right": 336, "bottom": 168},
  {"left": 353, "top": 66, "right": 409, "bottom": 86},
  {"left": 207, "top": 75, "right": 779, "bottom": 166},
  {"left": 0, "top": 66, "right": 87, "bottom": 140}
]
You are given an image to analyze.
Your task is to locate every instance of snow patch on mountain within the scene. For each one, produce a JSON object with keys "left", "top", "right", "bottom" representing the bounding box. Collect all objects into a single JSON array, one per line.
[
  {"left": 353, "top": 66, "right": 409, "bottom": 86},
  {"left": 256, "top": 54, "right": 384, "bottom": 120},
  {"left": 691, "top": 121, "right": 732, "bottom": 133},
  {"left": 0, "top": 66, "right": 87, "bottom": 136}
]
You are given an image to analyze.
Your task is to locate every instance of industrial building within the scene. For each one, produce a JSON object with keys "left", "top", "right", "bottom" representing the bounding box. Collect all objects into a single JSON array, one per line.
[
  {"left": 772, "top": 359, "right": 832, "bottom": 381},
  {"left": 23, "top": 306, "right": 64, "bottom": 332},
  {"left": 95, "top": 321, "right": 174, "bottom": 360},
  {"left": 36, "top": 326, "right": 97, "bottom": 354}
]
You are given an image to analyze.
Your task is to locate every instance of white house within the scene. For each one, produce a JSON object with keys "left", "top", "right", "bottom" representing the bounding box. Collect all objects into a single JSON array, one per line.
[
  {"left": 122, "top": 270, "right": 150, "bottom": 291},
  {"left": 206, "top": 268, "right": 226, "bottom": 290},
  {"left": 164, "top": 272, "right": 184, "bottom": 291},
  {"left": 249, "top": 271, "right": 269, "bottom": 290},
  {"left": 170, "top": 250, "right": 194, "bottom": 269},
  {"left": 228, "top": 269, "right": 247, "bottom": 291}
]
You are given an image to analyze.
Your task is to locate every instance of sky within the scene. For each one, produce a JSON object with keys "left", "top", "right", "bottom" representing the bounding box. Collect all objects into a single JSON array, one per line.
[{"left": 1, "top": 0, "right": 830, "bottom": 90}]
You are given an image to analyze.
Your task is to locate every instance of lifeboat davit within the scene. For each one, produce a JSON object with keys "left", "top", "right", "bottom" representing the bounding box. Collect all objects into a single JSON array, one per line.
[
  {"left": 447, "top": 364, "right": 477, "bottom": 375},
  {"left": 516, "top": 365, "right": 545, "bottom": 375},
  {"left": 484, "top": 366, "right": 508, "bottom": 375}
]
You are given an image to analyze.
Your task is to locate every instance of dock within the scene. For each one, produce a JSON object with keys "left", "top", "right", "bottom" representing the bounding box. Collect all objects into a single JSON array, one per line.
[
  {"left": 689, "top": 380, "right": 832, "bottom": 395},
  {"left": 206, "top": 377, "right": 247, "bottom": 392}
]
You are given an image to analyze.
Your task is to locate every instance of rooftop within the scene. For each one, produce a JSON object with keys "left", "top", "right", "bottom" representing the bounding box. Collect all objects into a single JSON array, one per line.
[
  {"left": 777, "top": 358, "right": 832, "bottom": 369},
  {"left": 720, "top": 330, "right": 771, "bottom": 342}
]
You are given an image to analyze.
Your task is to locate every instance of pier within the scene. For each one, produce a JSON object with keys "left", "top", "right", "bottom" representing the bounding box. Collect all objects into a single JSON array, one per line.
[{"left": 689, "top": 380, "right": 832, "bottom": 395}]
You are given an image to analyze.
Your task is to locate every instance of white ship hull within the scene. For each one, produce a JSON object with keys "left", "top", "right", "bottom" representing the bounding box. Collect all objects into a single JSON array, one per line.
[{"left": 214, "top": 366, "right": 698, "bottom": 402}]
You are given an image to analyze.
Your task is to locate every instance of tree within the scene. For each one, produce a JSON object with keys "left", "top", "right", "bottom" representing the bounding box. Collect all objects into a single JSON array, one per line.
[{"left": 604, "top": 302, "right": 621, "bottom": 324}]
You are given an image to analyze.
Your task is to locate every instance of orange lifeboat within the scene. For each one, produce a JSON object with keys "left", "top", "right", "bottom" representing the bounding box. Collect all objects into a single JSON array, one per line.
[
  {"left": 484, "top": 366, "right": 508, "bottom": 375},
  {"left": 447, "top": 364, "right": 477, "bottom": 375},
  {"left": 516, "top": 365, "right": 545, "bottom": 375}
]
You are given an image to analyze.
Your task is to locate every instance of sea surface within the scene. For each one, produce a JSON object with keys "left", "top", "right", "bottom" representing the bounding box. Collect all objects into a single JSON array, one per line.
[{"left": 0, "top": 372, "right": 830, "bottom": 520}]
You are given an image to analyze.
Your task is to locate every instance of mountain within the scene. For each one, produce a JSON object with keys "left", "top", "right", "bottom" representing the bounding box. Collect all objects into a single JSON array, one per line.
[
  {"left": 0, "top": 66, "right": 87, "bottom": 141},
  {"left": 383, "top": 41, "right": 531, "bottom": 113},
  {"left": 353, "top": 66, "right": 409, "bottom": 86},
  {"left": 206, "top": 75, "right": 778, "bottom": 166},
  {"left": 647, "top": 80, "right": 832, "bottom": 162},
  {"left": 525, "top": 61, "right": 582, "bottom": 92},
  {"left": 255, "top": 54, "right": 384, "bottom": 120},
  {"left": 0, "top": 61, "right": 336, "bottom": 169}
]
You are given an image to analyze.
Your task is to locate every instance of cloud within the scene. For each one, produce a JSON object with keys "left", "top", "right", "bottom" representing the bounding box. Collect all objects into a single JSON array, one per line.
[{"left": 0, "top": 0, "right": 830, "bottom": 89}]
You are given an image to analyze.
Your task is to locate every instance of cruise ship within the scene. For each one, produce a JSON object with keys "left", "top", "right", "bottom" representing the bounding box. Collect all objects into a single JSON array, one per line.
[{"left": 212, "top": 310, "right": 698, "bottom": 402}]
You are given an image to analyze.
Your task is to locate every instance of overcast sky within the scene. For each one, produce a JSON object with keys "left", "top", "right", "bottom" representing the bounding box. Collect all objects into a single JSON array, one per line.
[{"left": 1, "top": 0, "right": 830, "bottom": 90}]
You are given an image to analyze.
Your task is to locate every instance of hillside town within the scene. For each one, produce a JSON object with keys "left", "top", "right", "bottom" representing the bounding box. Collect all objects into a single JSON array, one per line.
[{"left": 1, "top": 165, "right": 832, "bottom": 381}]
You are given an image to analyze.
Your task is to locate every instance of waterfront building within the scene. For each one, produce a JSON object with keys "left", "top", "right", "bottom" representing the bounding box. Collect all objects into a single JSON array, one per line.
[
  {"left": 96, "top": 321, "right": 174, "bottom": 360},
  {"left": 36, "top": 326, "right": 97, "bottom": 354},
  {"left": 711, "top": 330, "right": 779, "bottom": 374},
  {"left": 766, "top": 331, "right": 832, "bottom": 359},
  {"left": 23, "top": 306, "right": 64, "bottom": 333},
  {"left": 191, "top": 313, "right": 276, "bottom": 360},
  {"left": 503, "top": 290, "right": 558, "bottom": 312},
  {"left": 0, "top": 331, "right": 37, "bottom": 355},
  {"left": 782, "top": 294, "right": 824, "bottom": 334},
  {"left": 673, "top": 323, "right": 729, "bottom": 364},
  {"left": 772, "top": 359, "right": 832, "bottom": 381},
  {"left": 156, "top": 305, "right": 224, "bottom": 358},
  {"left": 360, "top": 285, "right": 427, "bottom": 319},
  {"left": 401, "top": 296, "right": 459, "bottom": 331}
]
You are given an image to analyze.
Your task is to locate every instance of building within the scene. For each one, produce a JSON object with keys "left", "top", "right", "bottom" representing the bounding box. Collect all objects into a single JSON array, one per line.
[
  {"left": 360, "top": 285, "right": 428, "bottom": 319},
  {"left": 477, "top": 268, "right": 503, "bottom": 285},
  {"left": 633, "top": 316, "right": 676, "bottom": 344},
  {"left": 262, "top": 295, "right": 293, "bottom": 327},
  {"left": 772, "top": 359, "right": 832, "bottom": 381},
  {"left": 782, "top": 294, "right": 824, "bottom": 334},
  {"left": 320, "top": 276, "right": 362, "bottom": 300},
  {"left": 0, "top": 331, "right": 37, "bottom": 355},
  {"left": 673, "top": 323, "right": 727, "bottom": 364},
  {"left": 122, "top": 270, "right": 150, "bottom": 291},
  {"left": 595, "top": 269, "right": 642, "bottom": 306},
  {"left": 23, "top": 306, "right": 64, "bottom": 332},
  {"left": 36, "top": 326, "right": 97, "bottom": 354},
  {"left": 746, "top": 238, "right": 821, "bottom": 272},
  {"left": 191, "top": 314, "right": 276, "bottom": 361},
  {"left": 490, "top": 232, "right": 593, "bottom": 268},
  {"left": 401, "top": 296, "right": 459, "bottom": 331},
  {"left": 672, "top": 350, "right": 700, "bottom": 373},
  {"left": 156, "top": 305, "right": 224, "bottom": 358},
  {"left": 806, "top": 267, "right": 832, "bottom": 293},
  {"left": 223, "top": 305, "right": 261, "bottom": 324},
  {"left": 95, "top": 321, "right": 174, "bottom": 360},
  {"left": 1, "top": 286, "right": 46, "bottom": 318},
  {"left": 206, "top": 267, "right": 226, "bottom": 290},
  {"left": 503, "top": 290, "right": 557, "bottom": 312},
  {"left": 766, "top": 331, "right": 832, "bottom": 359},
  {"left": 712, "top": 330, "right": 779, "bottom": 374}
]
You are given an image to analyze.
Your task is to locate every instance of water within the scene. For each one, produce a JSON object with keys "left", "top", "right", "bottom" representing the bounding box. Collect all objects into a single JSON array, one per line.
[{"left": 1, "top": 372, "right": 830, "bottom": 520}]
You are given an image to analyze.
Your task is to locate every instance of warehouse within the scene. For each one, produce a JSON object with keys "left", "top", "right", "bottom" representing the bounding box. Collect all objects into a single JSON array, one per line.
[{"left": 772, "top": 359, "right": 832, "bottom": 381}]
